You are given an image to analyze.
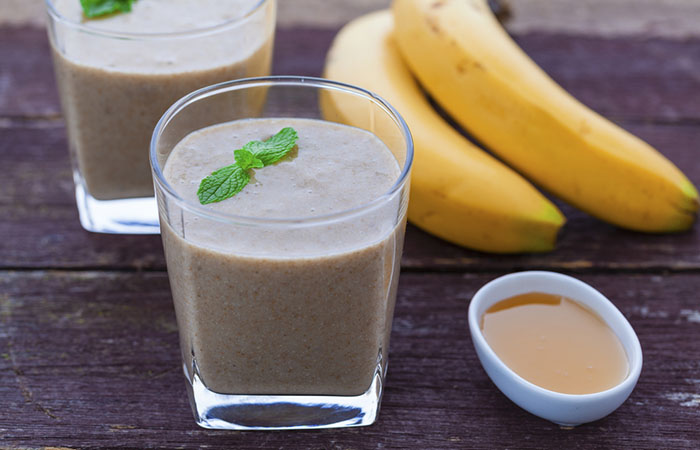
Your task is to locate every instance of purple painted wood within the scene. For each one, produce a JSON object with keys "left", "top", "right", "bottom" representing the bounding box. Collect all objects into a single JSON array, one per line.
[
  {"left": 3, "top": 27, "right": 699, "bottom": 122},
  {"left": 1, "top": 272, "right": 699, "bottom": 448},
  {"left": 1, "top": 119, "right": 698, "bottom": 271},
  {"left": 1, "top": 24, "right": 700, "bottom": 450}
]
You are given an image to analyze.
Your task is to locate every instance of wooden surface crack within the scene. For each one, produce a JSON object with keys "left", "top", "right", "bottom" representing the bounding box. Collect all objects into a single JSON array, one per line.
[{"left": 2, "top": 297, "right": 60, "bottom": 421}]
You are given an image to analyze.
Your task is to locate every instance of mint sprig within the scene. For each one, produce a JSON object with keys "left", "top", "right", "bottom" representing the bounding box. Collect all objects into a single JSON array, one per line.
[
  {"left": 197, "top": 127, "right": 298, "bottom": 205},
  {"left": 243, "top": 127, "right": 299, "bottom": 166},
  {"left": 233, "top": 149, "right": 264, "bottom": 170},
  {"left": 80, "top": 0, "right": 136, "bottom": 18},
  {"left": 196, "top": 164, "right": 250, "bottom": 206}
]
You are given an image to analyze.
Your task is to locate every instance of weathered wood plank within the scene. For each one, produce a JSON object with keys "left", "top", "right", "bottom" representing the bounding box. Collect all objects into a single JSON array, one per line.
[
  {"left": 6, "top": 0, "right": 700, "bottom": 40},
  {"left": 0, "top": 27, "right": 60, "bottom": 119},
  {"left": 1, "top": 120, "right": 698, "bottom": 271},
  {"left": 1, "top": 271, "right": 699, "bottom": 448},
  {"left": 1, "top": 27, "right": 698, "bottom": 271},
  {"left": 2, "top": 27, "right": 700, "bottom": 121},
  {"left": 516, "top": 33, "right": 700, "bottom": 123}
]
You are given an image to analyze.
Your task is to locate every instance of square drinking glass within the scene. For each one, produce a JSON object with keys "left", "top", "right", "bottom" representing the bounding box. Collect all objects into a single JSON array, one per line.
[
  {"left": 150, "top": 76, "right": 413, "bottom": 429},
  {"left": 46, "top": 0, "right": 276, "bottom": 233}
]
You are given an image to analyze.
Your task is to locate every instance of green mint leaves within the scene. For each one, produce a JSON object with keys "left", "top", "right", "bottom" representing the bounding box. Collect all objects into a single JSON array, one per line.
[
  {"left": 233, "top": 149, "right": 264, "bottom": 170},
  {"left": 197, "top": 164, "right": 250, "bottom": 205},
  {"left": 242, "top": 127, "right": 299, "bottom": 166},
  {"left": 197, "top": 127, "right": 298, "bottom": 205},
  {"left": 80, "top": 0, "right": 136, "bottom": 18}
]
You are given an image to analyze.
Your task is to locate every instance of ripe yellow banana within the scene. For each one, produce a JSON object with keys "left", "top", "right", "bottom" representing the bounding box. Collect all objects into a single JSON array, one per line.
[
  {"left": 322, "top": 10, "right": 564, "bottom": 253},
  {"left": 393, "top": 0, "right": 698, "bottom": 232}
]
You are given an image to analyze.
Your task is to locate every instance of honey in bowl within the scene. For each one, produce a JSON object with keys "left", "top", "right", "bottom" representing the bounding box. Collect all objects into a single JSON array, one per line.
[{"left": 480, "top": 292, "right": 629, "bottom": 395}]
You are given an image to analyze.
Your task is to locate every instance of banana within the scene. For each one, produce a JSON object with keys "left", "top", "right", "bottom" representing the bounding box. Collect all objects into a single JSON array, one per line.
[
  {"left": 393, "top": 0, "right": 698, "bottom": 232},
  {"left": 322, "top": 10, "right": 564, "bottom": 253}
]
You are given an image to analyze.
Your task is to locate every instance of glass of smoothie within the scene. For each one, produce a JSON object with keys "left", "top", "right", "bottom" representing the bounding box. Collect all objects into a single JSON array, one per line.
[
  {"left": 150, "top": 76, "right": 413, "bottom": 429},
  {"left": 45, "top": 0, "right": 276, "bottom": 233}
]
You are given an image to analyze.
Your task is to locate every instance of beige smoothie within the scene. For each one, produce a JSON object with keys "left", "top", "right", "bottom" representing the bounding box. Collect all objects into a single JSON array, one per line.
[
  {"left": 49, "top": 0, "right": 274, "bottom": 200},
  {"left": 160, "top": 118, "right": 406, "bottom": 395}
]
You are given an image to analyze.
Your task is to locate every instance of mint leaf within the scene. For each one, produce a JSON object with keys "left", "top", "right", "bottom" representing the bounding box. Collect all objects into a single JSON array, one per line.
[
  {"left": 197, "top": 164, "right": 250, "bottom": 205},
  {"left": 196, "top": 127, "right": 297, "bottom": 205},
  {"left": 234, "top": 149, "right": 264, "bottom": 170},
  {"left": 244, "top": 127, "right": 299, "bottom": 166},
  {"left": 80, "top": 0, "right": 135, "bottom": 18}
]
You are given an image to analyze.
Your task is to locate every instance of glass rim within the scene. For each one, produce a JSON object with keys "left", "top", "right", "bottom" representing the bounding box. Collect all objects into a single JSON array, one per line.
[
  {"left": 150, "top": 76, "right": 414, "bottom": 227},
  {"left": 44, "top": 0, "right": 270, "bottom": 40}
]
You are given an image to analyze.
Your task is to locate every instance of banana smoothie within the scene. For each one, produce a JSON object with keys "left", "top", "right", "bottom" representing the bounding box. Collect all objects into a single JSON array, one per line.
[
  {"left": 49, "top": 0, "right": 274, "bottom": 200},
  {"left": 160, "top": 118, "right": 406, "bottom": 395}
]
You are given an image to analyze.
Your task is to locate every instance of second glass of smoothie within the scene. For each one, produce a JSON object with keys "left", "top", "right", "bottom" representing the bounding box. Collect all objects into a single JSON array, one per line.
[
  {"left": 46, "top": 0, "right": 276, "bottom": 233},
  {"left": 151, "top": 77, "right": 413, "bottom": 429}
]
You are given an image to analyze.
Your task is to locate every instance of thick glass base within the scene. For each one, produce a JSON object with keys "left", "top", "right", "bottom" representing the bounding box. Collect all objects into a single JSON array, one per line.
[
  {"left": 185, "top": 361, "right": 384, "bottom": 430},
  {"left": 74, "top": 177, "right": 160, "bottom": 234}
]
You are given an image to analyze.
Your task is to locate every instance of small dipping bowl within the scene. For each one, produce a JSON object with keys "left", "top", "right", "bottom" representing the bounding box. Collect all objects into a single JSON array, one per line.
[{"left": 468, "top": 271, "right": 643, "bottom": 426}]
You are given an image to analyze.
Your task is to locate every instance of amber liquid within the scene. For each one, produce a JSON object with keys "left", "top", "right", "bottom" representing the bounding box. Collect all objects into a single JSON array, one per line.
[{"left": 480, "top": 292, "right": 629, "bottom": 395}]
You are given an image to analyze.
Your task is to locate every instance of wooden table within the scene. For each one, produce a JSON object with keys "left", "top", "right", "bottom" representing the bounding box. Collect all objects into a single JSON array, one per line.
[{"left": 2, "top": 8, "right": 700, "bottom": 449}]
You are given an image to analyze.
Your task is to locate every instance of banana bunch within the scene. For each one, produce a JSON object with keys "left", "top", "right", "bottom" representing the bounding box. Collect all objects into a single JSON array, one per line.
[
  {"left": 323, "top": 1, "right": 698, "bottom": 253},
  {"left": 323, "top": 11, "right": 564, "bottom": 253}
]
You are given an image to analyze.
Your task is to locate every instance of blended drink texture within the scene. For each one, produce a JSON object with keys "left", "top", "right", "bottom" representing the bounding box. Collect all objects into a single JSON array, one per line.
[
  {"left": 50, "top": 0, "right": 273, "bottom": 200},
  {"left": 161, "top": 118, "right": 405, "bottom": 395}
]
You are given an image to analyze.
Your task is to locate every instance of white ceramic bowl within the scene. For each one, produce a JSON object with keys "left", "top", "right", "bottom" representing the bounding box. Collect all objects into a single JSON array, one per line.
[{"left": 468, "top": 271, "right": 643, "bottom": 426}]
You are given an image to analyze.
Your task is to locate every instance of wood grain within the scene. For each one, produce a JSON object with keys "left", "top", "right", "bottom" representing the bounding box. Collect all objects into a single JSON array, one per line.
[
  {"left": 1, "top": 119, "right": 698, "bottom": 271},
  {"left": 1, "top": 271, "right": 699, "bottom": 448},
  {"left": 3, "top": 28, "right": 700, "bottom": 270},
  {"left": 515, "top": 33, "right": 700, "bottom": 123},
  {"left": 6, "top": 0, "right": 700, "bottom": 39},
  {"left": 2, "top": 27, "right": 700, "bottom": 122},
  {"left": 1, "top": 23, "right": 700, "bottom": 450}
]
